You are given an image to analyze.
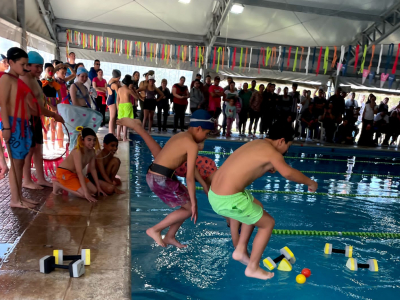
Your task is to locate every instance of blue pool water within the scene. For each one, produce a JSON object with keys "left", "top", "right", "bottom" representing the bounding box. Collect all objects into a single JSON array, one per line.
[{"left": 130, "top": 136, "right": 400, "bottom": 300}]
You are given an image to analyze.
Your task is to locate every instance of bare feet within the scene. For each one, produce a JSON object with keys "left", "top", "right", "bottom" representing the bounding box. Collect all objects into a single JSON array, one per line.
[
  {"left": 36, "top": 180, "right": 53, "bottom": 188},
  {"left": 113, "top": 178, "right": 122, "bottom": 186},
  {"left": 245, "top": 266, "right": 275, "bottom": 280},
  {"left": 146, "top": 227, "right": 166, "bottom": 247},
  {"left": 163, "top": 236, "right": 187, "bottom": 249},
  {"left": 22, "top": 181, "right": 44, "bottom": 190},
  {"left": 52, "top": 181, "right": 63, "bottom": 195},
  {"left": 9, "top": 199, "right": 37, "bottom": 209},
  {"left": 22, "top": 197, "right": 40, "bottom": 205},
  {"left": 115, "top": 187, "right": 125, "bottom": 194},
  {"left": 232, "top": 248, "right": 250, "bottom": 265}
]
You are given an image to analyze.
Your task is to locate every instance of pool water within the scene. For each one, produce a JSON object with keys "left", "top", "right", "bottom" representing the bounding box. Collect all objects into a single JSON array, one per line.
[{"left": 130, "top": 136, "right": 400, "bottom": 300}]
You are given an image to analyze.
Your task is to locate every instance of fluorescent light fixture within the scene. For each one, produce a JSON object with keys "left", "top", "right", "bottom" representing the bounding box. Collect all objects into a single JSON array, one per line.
[
  {"left": 179, "top": 0, "right": 191, "bottom": 3},
  {"left": 231, "top": 4, "right": 244, "bottom": 14}
]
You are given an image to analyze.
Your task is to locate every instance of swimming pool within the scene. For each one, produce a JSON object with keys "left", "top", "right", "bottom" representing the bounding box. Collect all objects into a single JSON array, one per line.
[{"left": 130, "top": 136, "right": 400, "bottom": 300}]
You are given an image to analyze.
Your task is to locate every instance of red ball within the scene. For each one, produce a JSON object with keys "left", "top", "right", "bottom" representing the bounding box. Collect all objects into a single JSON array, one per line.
[{"left": 301, "top": 268, "right": 311, "bottom": 278}]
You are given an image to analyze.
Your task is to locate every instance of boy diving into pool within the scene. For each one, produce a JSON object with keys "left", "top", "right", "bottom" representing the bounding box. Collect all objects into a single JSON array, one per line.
[
  {"left": 209, "top": 122, "right": 318, "bottom": 280},
  {"left": 117, "top": 109, "right": 213, "bottom": 248}
]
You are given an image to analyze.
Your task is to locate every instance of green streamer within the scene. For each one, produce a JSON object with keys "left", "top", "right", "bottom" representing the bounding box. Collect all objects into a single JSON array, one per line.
[
  {"left": 359, "top": 45, "right": 368, "bottom": 73},
  {"left": 198, "top": 151, "right": 400, "bottom": 165},
  {"left": 266, "top": 47, "right": 272, "bottom": 67},
  {"left": 164, "top": 44, "right": 167, "bottom": 61},
  {"left": 324, "top": 47, "right": 329, "bottom": 74},
  {"left": 216, "top": 47, "right": 222, "bottom": 73},
  {"left": 194, "top": 187, "right": 400, "bottom": 199},
  {"left": 271, "top": 229, "right": 400, "bottom": 239},
  {"left": 292, "top": 47, "right": 299, "bottom": 72},
  {"left": 239, "top": 47, "right": 243, "bottom": 68}
]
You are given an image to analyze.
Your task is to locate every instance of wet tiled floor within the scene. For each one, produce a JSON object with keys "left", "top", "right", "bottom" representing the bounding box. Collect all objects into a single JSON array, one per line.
[{"left": 0, "top": 128, "right": 131, "bottom": 299}]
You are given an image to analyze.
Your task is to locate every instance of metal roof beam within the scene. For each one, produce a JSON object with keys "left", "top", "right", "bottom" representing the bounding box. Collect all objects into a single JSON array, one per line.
[
  {"left": 237, "top": 0, "right": 381, "bottom": 22},
  {"left": 55, "top": 18, "right": 204, "bottom": 44},
  {"left": 36, "top": 0, "right": 59, "bottom": 58}
]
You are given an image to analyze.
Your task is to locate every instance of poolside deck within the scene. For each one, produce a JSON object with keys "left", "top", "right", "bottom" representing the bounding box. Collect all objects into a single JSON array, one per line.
[{"left": 0, "top": 128, "right": 131, "bottom": 300}]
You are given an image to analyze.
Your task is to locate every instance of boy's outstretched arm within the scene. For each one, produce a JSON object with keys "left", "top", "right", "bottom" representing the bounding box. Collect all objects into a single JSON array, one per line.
[
  {"left": 271, "top": 151, "right": 318, "bottom": 192},
  {"left": 186, "top": 141, "right": 199, "bottom": 224}
]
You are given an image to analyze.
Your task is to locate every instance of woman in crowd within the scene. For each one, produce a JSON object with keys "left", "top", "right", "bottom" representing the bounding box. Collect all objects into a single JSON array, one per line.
[
  {"left": 358, "top": 94, "right": 378, "bottom": 146},
  {"left": 248, "top": 84, "right": 264, "bottom": 137},
  {"left": 132, "top": 71, "right": 140, "bottom": 117},
  {"left": 172, "top": 76, "right": 189, "bottom": 133},
  {"left": 137, "top": 75, "right": 164, "bottom": 133},
  {"left": 107, "top": 69, "right": 121, "bottom": 136},
  {"left": 157, "top": 79, "right": 172, "bottom": 132},
  {"left": 238, "top": 82, "right": 252, "bottom": 137},
  {"left": 92, "top": 69, "right": 107, "bottom": 127}
]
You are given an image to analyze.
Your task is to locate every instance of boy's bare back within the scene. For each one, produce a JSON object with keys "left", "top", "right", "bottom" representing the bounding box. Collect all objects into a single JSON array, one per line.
[
  {"left": 212, "top": 139, "right": 284, "bottom": 195},
  {"left": 153, "top": 132, "right": 197, "bottom": 170}
]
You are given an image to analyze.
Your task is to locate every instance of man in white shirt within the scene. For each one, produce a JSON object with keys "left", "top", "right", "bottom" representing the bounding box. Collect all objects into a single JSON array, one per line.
[{"left": 345, "top": 92, "right": 358, "bottom": 108}]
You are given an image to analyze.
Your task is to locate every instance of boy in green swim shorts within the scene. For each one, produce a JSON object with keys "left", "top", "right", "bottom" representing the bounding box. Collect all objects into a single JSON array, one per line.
[
  {"left": 117, "top": 75, "right": 139, "bottom": 141},
  {"left": 209, "top": 122, "right": 318, "bottom": 280}
]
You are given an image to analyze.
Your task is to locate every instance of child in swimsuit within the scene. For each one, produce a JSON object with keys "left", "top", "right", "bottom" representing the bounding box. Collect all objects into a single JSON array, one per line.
[
  {"left": 53, "top": 127, "right": 107, "bottom": 202},
  {"left": 208, "top": 122, "right": 318, "bottom": 280},
  {"left": 117, "top": 109, "right": 213, "bottom": 248},
  {"left": 87, "top": 133, "right": 124, "bottom": 195},
  {"left": 106, "top": 69, "right": 121, "bottom": 136},
  {"left": 0, "top": 47, "right": 38, "bottom": 209}
]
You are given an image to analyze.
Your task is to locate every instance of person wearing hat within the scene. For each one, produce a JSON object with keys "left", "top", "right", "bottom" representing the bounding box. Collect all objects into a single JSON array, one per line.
[
  {"left": 116, "top": 75, "right": 140, "bottom": 141},
  {"left": 0, "top": 54, "right": 9, "bottom": 72},
  {"left": 189, "top": 79, "right": 205, "bottom": 114},
  {"left": 116, "top": 109, "right": 213, "bottom": 248},
  {"left": 20, "top": 51, "right": 64, "bottom": 190},
  {"left": 87, "top": 133, "right": 124, "bottom": 195},
  {"left": 70, "top": 67, "right": 92, "bottom": 107},
  {"left": 106, "top": 69, "right": 121, "bottom": 136},
  {"left": 136, "top": 74, "right": 164, "bottom": 133},
  {"left": 190, "top": 73, "right": 203, "bottom": 89}
]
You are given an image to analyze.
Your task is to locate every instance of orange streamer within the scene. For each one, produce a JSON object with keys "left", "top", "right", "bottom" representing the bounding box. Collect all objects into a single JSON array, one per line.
[
  {"left": 271, "top": 47, "right": 277, "bottom": 67},
  {"left": 244, "top": 47, "right": 248, "bottom": 72},
  {"left": 331, "top": 46, "right": 338, "bottom": 69},
  {"left": 299, "top": 47, "right": 304, "bottom": 71},
  {"left": 222, "top": 47, "right": 225, "bottom": 70},
  {"left": 368, "top": 45, "right": 376, "bottom": 72}
]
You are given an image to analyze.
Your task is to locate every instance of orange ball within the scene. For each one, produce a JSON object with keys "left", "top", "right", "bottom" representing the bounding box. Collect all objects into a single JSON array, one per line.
[{"left": 301, "top": 268, "right": 311, "bottom": 278}]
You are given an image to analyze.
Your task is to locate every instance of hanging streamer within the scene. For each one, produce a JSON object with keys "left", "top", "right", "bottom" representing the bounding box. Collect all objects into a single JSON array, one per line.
[
  {"left": 299, "top": 47, "right": 304, "bottom": 71},
  {"left": 184, "top": 46, "right": 187, "bottom": 62},
  {"left": 248, "top": 47, "right": 252, "bottom": 72},
  {"left": 212, "top": 47, "right": 216, "bottom": 69},
  {"left": 266, "top": 47, "right": 272, "bottom": 67},
  {"left": 359, "top": 45, "right": 368, "bottom": 73},
  {"left": 310, "top": 47, "right": 316, "bottom": 73},
  {"left": 384, "top": 43, "right": 394, "bottom": 75},
  {"left": 227, "top": 47, "right": 231, "bottom": 68},
  {"left": 316, "top": 47, "right": 323, "bottom": 76},
  {"left": 292, "top": 47, "right": 299, "bottom": 72},
  {"left": 177, "top": 45, "right": 181, "bottom": 64},
  {"left": 286, "top": 46, "right": 292, "bottom": 70},
  {"left": 323, "top": 47, "right": 329, "bottom": 74},
  {"left": 232, "top": 47, "right": 237, "bottom": 70},
  {"left": 305, "top": 47, "right": 310, "bottom": 75},
  {"left": 331, "top": 46, "right": 338, "bottom": 69},
  {"left": 354, "top": 45, "right": 360, "bottom": 72},
  {"left": 199, "top": 47, "right": 204, "bottom": 66},
  {"left": 244, "top": 48, "right": 248, "bottom": 72},
  {"left": 167, "top": 45, "right": 171, "bottom": 65},
  {"left": 222, "top": 47, "right": 225, "bottom": 70},
  {"left": 277, "top": 46, "right": 282, "bottom": 66},
  {"left": 190, "top": 46, "right": 193, "bottom": 66},
  {"left": 239, "top": 47, "right": 243, "bottom": 69},
  {"left": 271, "top": 47, "right": 277, "bottom": 67},
  {"left": 257, "top": 48, "right": 261, "bottom": 74},
  {"left": 209, "top": 47, "right": 213, "bottom": 69},
  {"left": 150, "top": 43, "right": 153, "bottom": 61},
  {"left": 391, "top": 43, "right": 400, "bottom": 74},
  {"left": 377, "top": 44, "right": 383, "bottom": 74},
  {"left": 261, "top": 48, "right": 265, "bottom": 66},
  {"left": 280, "top": 47, "right": 286, "bottom": 72},
  {"left": 217, "top": 47, "right": 223, "bottom": 72},
  {"left": 367, "top": 45, "right": 375, "bottom": 72},
  {"left": 165, "top": 44, "right": 168, "bottom": 62},
  {"left": 195, "top": 46, "right": 198, "bottom": 67},
  {"left": 205, "top": 47, "right": 209, "bottom": 69},
  {"left": 337, "top": 45, "right": 345, "bottom": 76}
]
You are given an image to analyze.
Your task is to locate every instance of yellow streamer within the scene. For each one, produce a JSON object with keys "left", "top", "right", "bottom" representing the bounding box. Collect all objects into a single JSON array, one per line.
[
  {"left": 265, "top": 47, "right": 272, "bottom": 67},
  {"left": 217, "top": 47, "right": 222, "bottom": 72}
]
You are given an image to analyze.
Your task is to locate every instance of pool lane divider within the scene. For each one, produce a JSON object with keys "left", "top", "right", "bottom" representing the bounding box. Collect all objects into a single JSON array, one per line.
[
  {"left": 272, "top": 229, "right": 400, "bottom": 239},
  {"left": 300, "top": 171, "right": 400, "bottom": 178},
  {"left": 195, "top": 187, "right": 400, "bottom": 199},
  {"left": 198, "top": 151, "right": 400, "bottom": 165}
]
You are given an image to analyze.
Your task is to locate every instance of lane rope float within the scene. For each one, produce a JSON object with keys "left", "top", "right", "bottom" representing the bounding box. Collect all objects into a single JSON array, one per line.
[
  {"left": 198, "top": 151, "right": 400, "bottom": 165},
  {"left": 195, "top": 187, "right": 400, "bottom": 199},
  {"left": 299, "top": 170, "right": 400, "bottom": 178},
  {"left": 271, "top": 229, "right": 400, "bottom": 239}
]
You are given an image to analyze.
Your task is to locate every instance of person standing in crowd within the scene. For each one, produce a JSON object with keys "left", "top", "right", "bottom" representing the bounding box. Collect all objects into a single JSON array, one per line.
[
  {"left": 238, "top": 82, "right": 252, "bottom": 136},
  {"left": 358, "top": 94, "right": 378, "bottom": 146},
  {"left": 300, "top": 103, "right": 319, "bottom": 141},
  {"left": 224, "top": 81, "right": 239, "bottom": 135},
  {"left": 132, "top": 71, "right": 140, "bottom": 117},
  {"left": 378, "top": 97, "right": 389, "bottom": 113},
  {"left": 373, "top": 111, "right": 389, "bottom": 145},
  {"left": 172, "top": 76, "right": 189, "bottom": 133},
  {"left": 277, "top": 87, "right": 293, "bottom": 121},
  {"left": 88, "top": 59, "right": 100, "bottom": 82},
  {"left": 66, "top": 52, "right": 77, "bottom": 82},
  {"left": 222, "top": 77, "right": 236, "bottom": 136},
  {"left": 190, "top": 73, "right": 203, "bottom": 89},
  {"left": 117, "top": 75, "right": 139, "bottom": 141},
  {"left": 138, "top": 72, "right": 150, "bottom": 122},
  {"left": 289, "top": 83, "right": 300, "bottom": 122},
  {"left": 0, "top": 54, "right": 9, "bottom": 71},
  {"left": 320, "top": 103, "right": 336, "bottom": 143},
  {"left": 190, "top": 79, "right": 205, "bottom": 114},
  {"left": 208, "top": 76, "right": 225, "bottom": 133},
  {"left": 157, "top": 79, "right": 172, "bottom": 132},
  {"left": 92, "top": 68, "right": 107, "bottom": 127},
  {"left": 260, "top": 83, "right": 276, "bottom": 138},
  {"left": 328, "top": 87, "right": 345, "bottom": 124},
  {"left": 249, "top": 80, "right": 257, "bottom": 93},
  {"left": 107, "top": 69, "right": 121, "bottom": 136},
  {"left": 54, "top": 63, "right": 75, "bottom": 102},
  {"left": 382, "top": 111, "right": 400, "bottom": 146},
  {"left": 312, "top": 88, "right": 326, "bottom": 121},
  {"left": 276, "top": 87, "right": 281, "bottom": 95},
  {"left": 248, "top": 84, "right": 264, "bottom": 137},
  {"left": 202, "top": 74, "right": 212, "bottom": 110},
  {"left": 345, "top": 92, "right": 359, "bottom": 109},
  {"left": 225, "top": 98, "right": 236, "bottom": 138},
  {"left": 300, "top": 90, "right": 311, "bottom": 115},
  {"left": 335, "top": 117, "right": 355, "bottom": 144}
]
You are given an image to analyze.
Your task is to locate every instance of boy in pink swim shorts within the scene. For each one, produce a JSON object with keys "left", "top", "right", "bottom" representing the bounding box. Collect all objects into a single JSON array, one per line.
[{"left": 118, "top": 110, "right": 213, "bottom": 249}]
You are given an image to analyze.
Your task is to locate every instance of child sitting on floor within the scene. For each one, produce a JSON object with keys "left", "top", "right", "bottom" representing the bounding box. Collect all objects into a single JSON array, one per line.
[
  {"left": 87, "top": 133, "right": 124, "bottom": 195},
  {"left": 117, "top": 109, "right": 213, "bottom": 249},
  {"left": 53, "top": 127, "right": 107, "bottom": 202}
]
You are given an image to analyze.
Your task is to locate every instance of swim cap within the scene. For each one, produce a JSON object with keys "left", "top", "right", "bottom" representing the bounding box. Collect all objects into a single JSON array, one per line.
[
  {"left": 122, "top": 75, "right": 133, "bottom": 86},
  {"left": 77, "top": 67, "right": 88, "bottom": 76},
  {"left": 27, "top": 51, "right": 44, "bottom": 65},
  {"left": 112, "top": 69, "right": 121, "bottom": 78},
  {"left": 148, "top": 75, "right": 155, "bottom": 81},
  {"left": 103, "top": 133, "right": 119, "bottom": 145},
  {"left": 190, "top": 109, "right": 214, "bottom": 130},
  {"left": 8, "top": 47, "right": 28, "bottom": 61},
  {"left": 82, "top": 127, "right": 96, "bottom": 138}
]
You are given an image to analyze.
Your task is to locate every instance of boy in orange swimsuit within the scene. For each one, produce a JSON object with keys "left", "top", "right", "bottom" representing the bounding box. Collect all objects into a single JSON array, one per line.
[{"left": 0, "top": 47, "right": 39, "bottom": 208}]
